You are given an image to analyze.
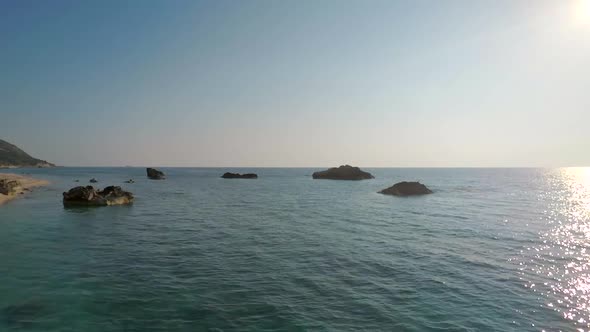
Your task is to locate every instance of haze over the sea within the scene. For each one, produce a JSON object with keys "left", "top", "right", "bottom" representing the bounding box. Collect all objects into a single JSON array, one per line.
[{"left": 1, "top": 0, "right": 589, "bottom": 167}]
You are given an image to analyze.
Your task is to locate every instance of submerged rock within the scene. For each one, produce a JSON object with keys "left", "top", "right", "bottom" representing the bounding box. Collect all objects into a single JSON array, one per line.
[
  {"left": 62, "top": 185, "right": 134, "bottom": 206},
  {"left": 146, "top": 167, "right": 165, "bottom": 180},
  {"left": 89, "top": 178, "right": 98, "bottom": 183},
  {"left": 312, "top": 165, "right": 374, "bottom": 180},
  {"left": 124, "top": 179, "right": 134, "bottom": 184},
  {"left": 0, "top": 179, "right": 21, "bottom": 195},
  {"left": 2, "top": 300, "right": 48, "bottom": 329},
  {"left": 379, "top": 181, "right": 432, "bottom": 196},
  {"left": 221, "top": 172, "right": 258, "bottom": 179}
]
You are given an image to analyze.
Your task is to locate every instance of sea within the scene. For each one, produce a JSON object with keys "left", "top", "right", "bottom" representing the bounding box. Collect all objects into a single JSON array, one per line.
[{"left": 1, "top": 167, "right": 589, "bottom": 332}]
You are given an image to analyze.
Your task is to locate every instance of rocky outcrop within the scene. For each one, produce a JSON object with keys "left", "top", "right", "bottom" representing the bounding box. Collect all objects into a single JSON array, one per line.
[
  {"left": 146, "top": 168, "right": 165, "bottom": 180},
  {"left": 312, "top": 165, "right": 374, "bottom": 180},
  {"left": 0, "top": 174, "right": 49, "bottom": 205},
  {"left": 0, "top": 179, "right": 21, "bottom": 195},
  {"left": 221, "top": 172, "right": 258, "bottom": 179},
  {"left": 379, "top": 181, "right": 432, "bottom": 196},
  {"left": 62, "top": 186, "right": 134, "bottom": 206}
]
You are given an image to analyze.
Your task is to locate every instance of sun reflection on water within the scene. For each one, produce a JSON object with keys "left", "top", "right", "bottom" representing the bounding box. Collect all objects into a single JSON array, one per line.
[{"left": 521, "top": 168, "right": 590, "bottom": 330}]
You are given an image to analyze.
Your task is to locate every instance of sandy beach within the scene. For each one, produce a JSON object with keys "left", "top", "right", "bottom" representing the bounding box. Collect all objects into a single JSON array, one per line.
[{"left": 0, "top": 173, "right": 49, "bottom": 205}]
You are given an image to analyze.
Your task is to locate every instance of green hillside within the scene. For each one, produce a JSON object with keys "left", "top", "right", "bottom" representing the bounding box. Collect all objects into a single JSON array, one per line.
[{"left": 0, "top": 139, "right": 55, "bottom": 168}]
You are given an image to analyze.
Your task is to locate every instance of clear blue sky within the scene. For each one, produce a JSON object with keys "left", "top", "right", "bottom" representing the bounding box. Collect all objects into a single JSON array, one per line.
[{"left": 1, "top": 0, "right": 589, "bottom": 167}]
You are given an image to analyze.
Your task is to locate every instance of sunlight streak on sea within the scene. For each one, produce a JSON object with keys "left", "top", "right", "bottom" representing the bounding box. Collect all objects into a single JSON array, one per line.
[{"left": 519, "top": 168, "right": 590, "bottom": 331}]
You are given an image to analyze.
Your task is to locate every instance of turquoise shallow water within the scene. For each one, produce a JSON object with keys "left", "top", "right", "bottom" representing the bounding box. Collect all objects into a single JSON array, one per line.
[{"left": 1, "top": 167, "right": 589, "bottom": 331}]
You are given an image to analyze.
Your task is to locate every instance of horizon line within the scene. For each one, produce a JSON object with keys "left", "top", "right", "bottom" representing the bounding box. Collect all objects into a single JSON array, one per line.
[{"left": 9, "top": 165, "right": 589, "bottom": 169}]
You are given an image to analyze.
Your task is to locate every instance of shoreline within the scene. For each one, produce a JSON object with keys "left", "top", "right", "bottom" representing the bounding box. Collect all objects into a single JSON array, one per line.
[{"left": 0, "top": 173, "right": 49, "bottom": 206}]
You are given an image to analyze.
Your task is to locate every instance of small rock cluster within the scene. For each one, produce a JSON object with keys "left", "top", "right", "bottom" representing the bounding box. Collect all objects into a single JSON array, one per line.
[{"left": 221, "top": 172, "right": 258, "bottom": 179}]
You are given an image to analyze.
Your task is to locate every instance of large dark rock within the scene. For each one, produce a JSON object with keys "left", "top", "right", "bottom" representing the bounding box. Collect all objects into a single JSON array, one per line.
[
  {"left": 63, "top": 186, "right": 105, "bottom": 206},
  {"left": 379, "top": 181, "right": 432, "bottom": 196},
  {"left": 0, "top": 179, "right": 20, "bottom": 195},
  {"left": 146, "top": 167, "right": 165, "bottom": 180},
  {"left": 62, "top": 185, "right": 134, "bottom": 206},
  {"left": 221, "top": 172, "right": 258, "bottom": 179},
  {"left": 312, "top": 165, "right": 374, "bottom": 180}
]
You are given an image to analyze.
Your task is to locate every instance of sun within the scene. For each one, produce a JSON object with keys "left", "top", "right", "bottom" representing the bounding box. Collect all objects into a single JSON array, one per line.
[{"left": 573, "top": 0, "right": 590, "bottom": 25}]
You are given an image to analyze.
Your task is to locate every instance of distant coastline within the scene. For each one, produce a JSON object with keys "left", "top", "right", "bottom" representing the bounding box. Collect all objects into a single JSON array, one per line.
[
  {"left": 0, "top": 164, "right": 55, "bottom": 169},
  {"left": 0, "top": 139, "right": 56, "bottom": 169}
]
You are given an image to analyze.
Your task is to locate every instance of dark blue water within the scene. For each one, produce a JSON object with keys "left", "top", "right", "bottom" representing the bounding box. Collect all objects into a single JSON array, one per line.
[{"left": 1, "top": 167, "right": 589, "bottom": 331}]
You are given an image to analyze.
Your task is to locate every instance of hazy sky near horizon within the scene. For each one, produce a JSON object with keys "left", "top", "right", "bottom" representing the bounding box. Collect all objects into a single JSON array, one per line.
[{"left": 1, "top": 0, "right": 589, "bottom": 167}]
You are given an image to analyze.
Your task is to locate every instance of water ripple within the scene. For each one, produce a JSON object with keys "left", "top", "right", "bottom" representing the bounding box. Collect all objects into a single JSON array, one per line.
[{"left": 0, "top": 167, "right": 586, "bottom": 331}]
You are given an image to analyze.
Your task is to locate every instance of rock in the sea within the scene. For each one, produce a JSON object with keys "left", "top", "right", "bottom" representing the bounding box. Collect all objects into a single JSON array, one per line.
[
  {"left": 62, "top": 186, "right": 134, "bottom": 206},
  {"left": 379, "top": 181, "right": 432, "bottom": 196},
  {"left": 221, "top": 172, "right": 258, "bottom": 179},
  {"left": 99, "top": 186, "right": 134, "bottom": 205},
  {"left": 124, "top": 179, "right": 134, "bottom": 183},
  {"left": 312, "top": 165, "right": 374, "bottom": 180},
  {"left": 89, "top": 178, "right": 98, "bottom": 183},
  {"left": 146, "top": 167, "right": 165, "bottom": 180},
  {"left": 0, "top": 179, "right": 21, "bottom": 195}
]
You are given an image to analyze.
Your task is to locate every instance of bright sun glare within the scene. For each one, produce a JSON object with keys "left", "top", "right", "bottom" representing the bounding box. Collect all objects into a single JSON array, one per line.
[{"left": 574, "top": 0, "right": 590, "bottom": 25}]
